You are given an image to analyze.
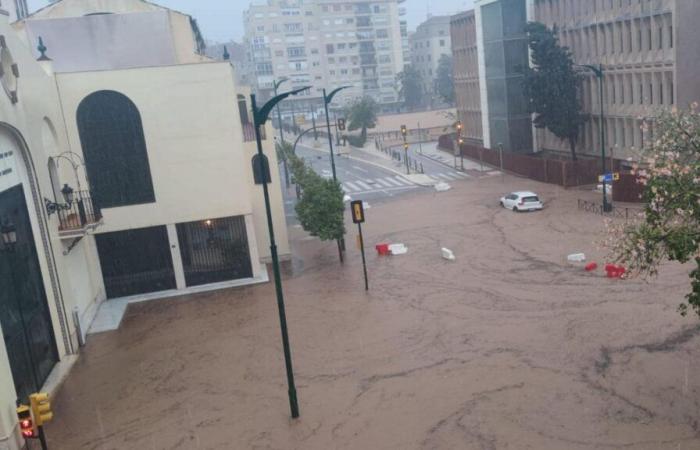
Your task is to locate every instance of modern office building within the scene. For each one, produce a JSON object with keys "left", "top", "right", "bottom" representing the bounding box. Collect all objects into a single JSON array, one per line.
[
  {"left": 243, "top": 0, "right": 406, "bottom": 115},
  {"left": 450, "top": 10, "right": 482, "bottom": 144},
  {"left": 410, "top": 15, "right": 452, "bottom": 99},
  {"left": 533, "top": 0, "right": 700, "bottom": 160},
  {"left": 0, "top": 2, "right": 288, "bottom": 447}
]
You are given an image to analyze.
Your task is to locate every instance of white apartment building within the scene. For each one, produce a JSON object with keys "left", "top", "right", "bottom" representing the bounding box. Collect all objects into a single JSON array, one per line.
[
  {"left": 534, "top": 0, "right": 700, "bottom": 159},
  {"left": 244, "top": 0, "right": 406, "bottom": 116},
  {"left": 410, "top": 15, "right": 452, "bottom": 98}
]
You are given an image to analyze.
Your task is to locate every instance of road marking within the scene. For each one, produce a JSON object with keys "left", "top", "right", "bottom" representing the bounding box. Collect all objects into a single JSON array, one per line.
[
  {"left": 344, "top": 181, "right": 361, "bottom": 192},
  {"left": 352, "top": 185, "right": 419, "bottom": 195},
  {"left": 352, "top": 165, "right": 369, "bottom": 173},
  {"left": 436, "top": 173, "right": 453, "bottom": 180},
  {"left": 382, "top": 177, "right": 403, "bottom": 186},
  {"left": 455, "top": 171, "right": 470, "bottom": 177},
  {"left": 375, "top": 178, "right": 394, "bottom": 187},
  {"left": 393, "top": 177, "right": 412, "bottom": 186},
  {"left": 356, "top": 180, "right": 373, "bottom": 190}
]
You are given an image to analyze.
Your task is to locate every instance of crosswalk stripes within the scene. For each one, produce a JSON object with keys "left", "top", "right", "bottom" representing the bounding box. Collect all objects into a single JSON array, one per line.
[{"left": 340, "top": 172, "right": 468, "bottom": 194}]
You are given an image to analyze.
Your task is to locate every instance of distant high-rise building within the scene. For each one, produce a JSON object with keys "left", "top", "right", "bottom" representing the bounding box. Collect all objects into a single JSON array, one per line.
[
  {"left": 243, "top": 0, "right": 406, "bottom": 116},
  {"left": 409, "top": 15, "right": 452, "bottom": 100}
]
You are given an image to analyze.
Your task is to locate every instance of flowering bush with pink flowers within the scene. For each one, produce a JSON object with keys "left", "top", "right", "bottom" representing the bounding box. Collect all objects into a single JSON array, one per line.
[{"left": 607, "top": 104, "right": 700, "bottom": 316}]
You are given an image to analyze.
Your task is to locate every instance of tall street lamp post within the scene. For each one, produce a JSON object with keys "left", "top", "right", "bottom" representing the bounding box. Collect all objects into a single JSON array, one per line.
[
  {"left": 323, "top": 86, "right": 351, "bottom": 181},
  {"left": 577, "top": 64, "right": 611, "bottom": 212},
  {"left": 273, "top": 78, "right": 289, "bottom": 143},
  {"left": 251, "top": 86, "right": 309, "bottom": 419}
]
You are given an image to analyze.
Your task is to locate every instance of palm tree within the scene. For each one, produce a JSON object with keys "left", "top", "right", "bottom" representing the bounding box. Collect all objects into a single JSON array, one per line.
[{"left": 346, "top": 96, "right": 378, "bottom": 142}]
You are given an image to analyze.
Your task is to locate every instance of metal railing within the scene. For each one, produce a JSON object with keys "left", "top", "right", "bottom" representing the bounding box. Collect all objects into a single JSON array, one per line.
[
  {"left": 577, "top": 199, "right": 644, "bottom": 221},
  {"left": 57, "top": 190, "right": 102, "bottom": 233}
]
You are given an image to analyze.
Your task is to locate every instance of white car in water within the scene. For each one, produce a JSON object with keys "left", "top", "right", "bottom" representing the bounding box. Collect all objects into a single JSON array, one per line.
[{"left": 500, "top": 191, "right": 544, "bottom": 212}]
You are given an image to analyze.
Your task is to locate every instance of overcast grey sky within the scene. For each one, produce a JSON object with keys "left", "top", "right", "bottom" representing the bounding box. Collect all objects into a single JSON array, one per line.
[{"left": 27, "top": 0, "right": 474, "bottom": 42}]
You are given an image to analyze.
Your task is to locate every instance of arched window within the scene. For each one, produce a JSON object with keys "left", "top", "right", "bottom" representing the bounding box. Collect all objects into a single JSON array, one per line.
[
  {"left": 77, "top": 90, "right": 155, "bottom": 208},
  {"left": 251, "top": 154, "right": 271, "bottom": 185}
]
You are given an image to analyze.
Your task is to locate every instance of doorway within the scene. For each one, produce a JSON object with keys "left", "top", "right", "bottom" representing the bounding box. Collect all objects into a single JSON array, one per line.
[{"left": 0, "top": 184, "right": 59, "bottom": 401}]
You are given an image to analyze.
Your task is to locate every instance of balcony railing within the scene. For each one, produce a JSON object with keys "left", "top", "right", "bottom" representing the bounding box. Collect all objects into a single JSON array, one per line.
[
  {"left": 57, "top": 190, "right": 102, "bottom": 236},
  {"left": 243, "top": 123, "right": 266, "bottom": 142}
]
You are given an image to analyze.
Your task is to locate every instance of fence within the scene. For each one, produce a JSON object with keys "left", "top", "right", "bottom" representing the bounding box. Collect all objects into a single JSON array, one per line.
[
  {"left": 577, "top": 199, "right": 644, "bottom": 221},
  {"left": 439, "top": 133, "right": 644, "bottom": 192}
]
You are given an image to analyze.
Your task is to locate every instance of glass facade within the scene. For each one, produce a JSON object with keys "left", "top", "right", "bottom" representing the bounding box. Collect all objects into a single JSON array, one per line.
[{"left": 481, "top": 0, "right": 533, "bottom": 152}]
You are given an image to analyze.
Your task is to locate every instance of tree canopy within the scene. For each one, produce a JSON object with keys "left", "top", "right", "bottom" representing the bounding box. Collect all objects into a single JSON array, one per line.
[
  {"left": 522, "top": 21, "right": 586, "bottom": 160},
  {"left": 397, "top": 66, "right": 424, "bottom": 110},
  {"left": 435, "top": 54, "right": 455, "bottom": 105},
  {"left": 606, "top": 105, "right": 700, "bottom": 317},
  {"left": 346, "top": 96, "right": 378, "bottom": 142}
]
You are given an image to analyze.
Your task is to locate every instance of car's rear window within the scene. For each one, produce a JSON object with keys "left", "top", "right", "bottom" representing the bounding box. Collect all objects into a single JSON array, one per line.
[{"left": 522, "top": 196, "right": 539, "bottom": 203}]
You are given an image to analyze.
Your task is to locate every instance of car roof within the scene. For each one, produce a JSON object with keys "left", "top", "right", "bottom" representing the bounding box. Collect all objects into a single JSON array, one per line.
[{"left": 511, "top": 191, "right": 539, "bottom": 197}]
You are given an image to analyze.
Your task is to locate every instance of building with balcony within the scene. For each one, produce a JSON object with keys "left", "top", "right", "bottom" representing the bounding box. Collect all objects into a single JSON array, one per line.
[
  {"left": 0, "top": 1, "right": 289, "bottom": 447},
  {"left": 243, "top": 0, "right": 406, "bottom": 118},
  {"left": 410, "top": 15, "right": 452, "bottom": 101},
  {"left": 532, "top": 0, "right": 700, "bottom": 160},
  {"left": 450, "top": 10, "right": 483, "bottom": 144}
]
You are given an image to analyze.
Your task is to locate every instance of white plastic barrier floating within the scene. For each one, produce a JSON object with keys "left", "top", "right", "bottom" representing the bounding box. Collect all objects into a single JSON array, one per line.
[
  {"left": 441, "top": 248, "right": 456, "bottom": 261},
  {"left": 343, "top": 194, "right": 352, "bottom": 203},
  {"left": 435, "top": 182, "right": 452, "bottom": 192},
  {"left": 567, "top": 253, "right": 586, "bottom": 262},
  {"left": 389, "top": 243, "right": 408, "bottom": 255}
]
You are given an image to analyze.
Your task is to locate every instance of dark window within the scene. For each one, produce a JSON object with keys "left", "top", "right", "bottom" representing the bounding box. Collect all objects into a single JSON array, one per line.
[
  {"left": 176, "top": 216, "right": 253, "bottom": 287},
  {"left": 252, "top": 154, "right": 271, "bottom": 184},
  {"left": 77, "top": 91, "right": 155, "bottom": 209}
]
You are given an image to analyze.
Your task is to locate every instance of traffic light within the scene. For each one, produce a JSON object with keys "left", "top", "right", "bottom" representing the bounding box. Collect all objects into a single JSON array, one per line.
[
  {"left": 29, "top": 393, "right": 53, "bottom": 427},
  {"left": 404, "top": 143, "right": 409, "bottom": 151},
  {"left": 337, "top": 118, "right": 346, "bottom": 131},
  {"left": 16, "top": 404, "right": 36, "bottom": 439},
  {"left": 400, "top": 124, "right": 407, "bottom": 136},
  {"left": 456, "top": 121, "right": 463, "bottom": 133}
]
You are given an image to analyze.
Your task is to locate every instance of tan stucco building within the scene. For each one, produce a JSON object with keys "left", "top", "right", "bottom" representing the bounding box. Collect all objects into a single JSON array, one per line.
[
  {"left": 450, "top": 10, "right": 482, "bottom": 144},
  {"left": 0, "top": 1, "right": 289, "bottom": 447}
]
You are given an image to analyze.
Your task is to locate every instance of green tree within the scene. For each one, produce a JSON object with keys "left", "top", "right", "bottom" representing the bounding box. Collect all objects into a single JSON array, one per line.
[
  {"left": 434, "top": 54, "right": 455, "bottom": 104},
  {"left": 606, "top": 105, "right": 700, "bottom": 317},
  {"left": 522, "top": 22, "right": 586, "bottom": 161},
  {"left": 397, "top": 66, "right": 424, "bottom": 110},
  {"left": 346, "top": 96, "right": 379, "bottom": 144},
  {"left": 278, "top": 142, "right": 346, "bottom": 261}
]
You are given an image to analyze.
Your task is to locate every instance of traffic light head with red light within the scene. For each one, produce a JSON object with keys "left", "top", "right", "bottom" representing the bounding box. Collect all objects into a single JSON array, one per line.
[{"left": 16, "top": 404, "right": 36, "bottom": 439}]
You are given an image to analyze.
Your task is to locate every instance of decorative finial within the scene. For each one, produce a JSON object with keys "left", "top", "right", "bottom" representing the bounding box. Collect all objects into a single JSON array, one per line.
[
  {"left": 37, "top": 36, "right": 50, "bottom": 61},
  {"left": 222, "top": 45, "right": 230, "bottom": 61}
]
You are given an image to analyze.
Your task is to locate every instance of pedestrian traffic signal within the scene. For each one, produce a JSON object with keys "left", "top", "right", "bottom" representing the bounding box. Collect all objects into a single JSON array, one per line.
[
  {"left": 400, "top": 124, "right": 407, "bottom": 135},
  {"left": 16, "top": 404, "right": 36, "bottom": 439},
  {"left": 351, "top": 200, "right": 365, "bottom": 224},
  {"left": 337, "top": 118, "right": 346, "bottom": 131},
  {"left": 29, "top": 393, "right": 53, "bottom": 427}
]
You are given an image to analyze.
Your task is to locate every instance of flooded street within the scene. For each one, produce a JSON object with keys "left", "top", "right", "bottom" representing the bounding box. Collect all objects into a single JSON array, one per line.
[{"left": 46, "top": 175, "right": 700, "bottom": 449}]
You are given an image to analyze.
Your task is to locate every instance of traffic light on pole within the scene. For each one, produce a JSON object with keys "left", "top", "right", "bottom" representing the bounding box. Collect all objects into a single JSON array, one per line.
[
  {"left": 29, "top": 393, "right": 53, "bottom": 427},
  {"left": 337, "top": 118, "right": 346, "bottom": 131},
  {"left": 16, "top": 404, "right": 36, "bottom": 439},
  {"left": 400, "top": 124, "right": 407, "bottom": 136},
  {"left": 456, "top": 121, "right": 463, "bottom": 134}
]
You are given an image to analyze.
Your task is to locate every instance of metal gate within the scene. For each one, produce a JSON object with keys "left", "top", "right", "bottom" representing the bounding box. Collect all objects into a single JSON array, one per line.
[
  {"left": 0, "top": 185, "right": 58, "bottom": 401},
  {"left": 95, "top": 226, "right": 176, "bottom": 299},
  {"left": 176, "top": 216, "right": 253, "bottom": 287}
]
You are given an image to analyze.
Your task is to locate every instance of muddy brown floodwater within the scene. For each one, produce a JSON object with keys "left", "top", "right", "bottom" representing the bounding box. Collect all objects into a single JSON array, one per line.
[{"left": 46, "top": 175, "right": 700, "bottom": 450}]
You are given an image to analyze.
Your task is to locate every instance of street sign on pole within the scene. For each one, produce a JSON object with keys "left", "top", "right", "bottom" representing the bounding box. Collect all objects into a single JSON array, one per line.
[
  {"left": 350, "top": 200, "right": 369, "bottom": 291},
  {"left": 598, "top": 173, "right": 618, "bottom": 183}
]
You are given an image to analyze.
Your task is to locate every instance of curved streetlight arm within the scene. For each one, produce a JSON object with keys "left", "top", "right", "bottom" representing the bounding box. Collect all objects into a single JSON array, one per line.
[
  {"left": 274, "top": 77, "right": 289, "bottom": 91},
  {"left": 254, "top": 86, "right": 311, "bottom": 126},
  {"left": 292, "top": 125, "right": 320, "bottom": 153},
  {"left": 324, "top": 85, "right": 352, "bottom": 105}
]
